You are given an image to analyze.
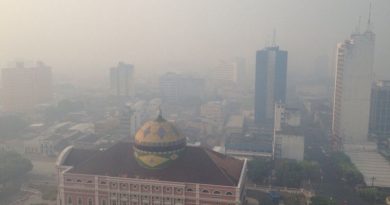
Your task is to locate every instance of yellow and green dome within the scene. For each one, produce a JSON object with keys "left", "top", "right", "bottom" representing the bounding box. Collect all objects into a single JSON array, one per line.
[{"left": 133, "top": 113, "right": 186, "bottom": 169}]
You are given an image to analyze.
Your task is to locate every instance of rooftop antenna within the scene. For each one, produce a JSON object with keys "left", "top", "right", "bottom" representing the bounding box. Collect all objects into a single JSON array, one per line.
[
  {"left": 367, "top": 1, "right": 373, "bottom": 31},
  {"left": 272, "top": 29, "right": 277, "bottom": 47},
  {"left": 355, "top": 16, "right": 362, "bottom": 33}
]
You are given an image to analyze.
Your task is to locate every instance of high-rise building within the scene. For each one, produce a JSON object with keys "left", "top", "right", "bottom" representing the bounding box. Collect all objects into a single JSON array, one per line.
[
  {"left": 369, "top": 80, "right": 390, "bottom": 139},
  {"left": 254, "top": 46, "right": 288, "bottom": 124},
  {"left": 213, "top": 60, "right": 238, "bottom": 83},
  {"left": 159, "top": 73, "right": 205, "bottom": 104},
  {"left": 110, "top": 62, "right": 134, "bottom": 97},
  {"left": 57, "top": 114, "right": 247, "bottom": 205},
  {"left": 1, "top": 61, "right": 52, "bottom": 113},
  {"left": 332, "top": 28, "right": 375, "bottom": 149}
]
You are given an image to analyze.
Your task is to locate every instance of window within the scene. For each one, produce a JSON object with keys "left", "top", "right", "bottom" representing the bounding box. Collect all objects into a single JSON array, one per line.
[
  {"left": 175, "top": 188, "right": 183, "bottom": 193},
  {"left": 202, "top": 189, "right": 209, "bottom": 193},
  {"left": 226, "top": 192, "right": 233, "bottom": 196},
  {"left": 87, "top": 180, "right": 92, "bottom": 184},
  {"left": 68, "top": 196, "right": 73, "bottom": 205},
  {"left": 213, "top": 191, "right": 221, "bottom": 195},
  {"left": 142, "top": 185, "right": 149, "bottom": 191},
  {"left": 78, "top": 197, "right": 82, "bottom": 205},
  {"left": 88, "top": 198, "right": 93, "bottom": 205},
  {"left": 186, "top": 188, "right": 193, "bottom": 192},
  {"left": 102, "top": 199, "right": 106, "bottom": 205},
  {"left": 66, "top": 179, "right": 72, "bottom": 182},
  {"left": 77, "top": 179, "right": 82, "bottom": 183},
  {"left": 112, "top": 201, "right": 117, "bottom": 205},
  {"left": 101, "top": 181, "right": 107, "bottom": 185}
]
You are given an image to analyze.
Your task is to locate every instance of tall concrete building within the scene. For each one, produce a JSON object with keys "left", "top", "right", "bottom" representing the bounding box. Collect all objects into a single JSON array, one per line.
[
  {"left": 254, "top": 46, "right": 288, "bottom": 124},
  {"left": 1, "top": 61, "right": 52, "bottom": 113},
  {"left": 332, "top": 28, "right": 375, "bottom": 149},
  {"left": 213, "top": 60, "right": 238, "bottom": 84},
  {"left": 369, "top": 80, "right": 390, "bottom": 139},
  {"left": 110, "top": 62, "right": 134, "bottom": 97},
  {"left": 159, "top": 73, "right": 205, "bottom": 104}
]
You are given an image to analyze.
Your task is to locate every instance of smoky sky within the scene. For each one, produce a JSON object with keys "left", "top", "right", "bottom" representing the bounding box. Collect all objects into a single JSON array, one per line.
[{"left": 1, "top": 0, "right": 389, "bottom": 86}]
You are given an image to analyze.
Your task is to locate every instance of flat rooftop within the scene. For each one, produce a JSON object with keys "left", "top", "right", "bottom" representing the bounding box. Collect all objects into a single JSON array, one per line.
[{"left": 345, "top": 143, "right": 390, "bottom": 188}]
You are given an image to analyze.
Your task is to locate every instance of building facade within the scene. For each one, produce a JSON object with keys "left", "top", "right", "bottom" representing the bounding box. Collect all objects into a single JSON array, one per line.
[
  {"left": 110, "top": 62, "right": 135, "bottom": 97},
  {"left": 332, "top": 29, "right": 375, "bottom": 149},
  {"left": 274, "top": 133, "right": 304, "bottom": 161},
  {"left": 159, "top": 73, "right": 205, "bottom": 104},
  {"left": 1, "top": 61, "right": 52, "bottom": 113},
  {"left": 369, "top": 80, "right": 390, "bottom": 139},
  {"left": 255, "top": 46, "right": 288, "bottom": 124},
  {"left": 57, "top": 114, "right": 247, "bottom": 205}
]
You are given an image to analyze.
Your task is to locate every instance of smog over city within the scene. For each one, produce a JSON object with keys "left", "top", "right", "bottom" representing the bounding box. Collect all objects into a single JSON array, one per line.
[{"left": 0, "top": 1, "right": 390, "bottom": 205}]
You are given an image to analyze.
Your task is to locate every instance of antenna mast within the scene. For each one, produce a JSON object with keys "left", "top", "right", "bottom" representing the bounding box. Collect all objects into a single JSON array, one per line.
[
  {"left": 367, "top": 1, "right": 373, "bottom": 31},
  {"left": 272, "top": 29, "right": 276, "bottom": 47}
]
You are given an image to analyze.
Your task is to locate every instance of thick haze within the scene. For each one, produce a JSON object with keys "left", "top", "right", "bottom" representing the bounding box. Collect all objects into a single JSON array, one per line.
[{"left": 1, "top": 0, "right": 389, "bottom": 85}]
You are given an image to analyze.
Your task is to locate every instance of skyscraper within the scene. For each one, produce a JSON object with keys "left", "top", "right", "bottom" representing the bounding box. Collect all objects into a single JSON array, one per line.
[
  {"left": 369, "top": 81, "right": 390, "bottom": 139},
  {"left": 159, "top": 73, "right": 205, "bottom": 104},
  {"left": 1, "top": 61, "right": 52, "bottom": 113},
  {"left": 110, "top": 62, "right": 134, "bottom": 97},
  {"left": 254, "top": 46, "right": 288, "bottom": 124},
  {"left": 332, "top": 28, "right": 375, "bottom": 149}
]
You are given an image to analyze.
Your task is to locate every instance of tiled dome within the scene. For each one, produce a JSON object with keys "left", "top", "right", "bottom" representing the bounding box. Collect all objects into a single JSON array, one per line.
[{"left": 133, "top": 113, "right": 186, "bottom": 169}]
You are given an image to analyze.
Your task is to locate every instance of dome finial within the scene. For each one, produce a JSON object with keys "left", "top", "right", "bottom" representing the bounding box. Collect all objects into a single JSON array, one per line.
[{"left": 156, "top": 106, "right": 165, "bottom": 122}]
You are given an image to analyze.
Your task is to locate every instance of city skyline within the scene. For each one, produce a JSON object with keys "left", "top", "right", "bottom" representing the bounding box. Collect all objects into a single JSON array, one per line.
[{"left": 1, "top": 0, "right": 390, "bottom": 86}]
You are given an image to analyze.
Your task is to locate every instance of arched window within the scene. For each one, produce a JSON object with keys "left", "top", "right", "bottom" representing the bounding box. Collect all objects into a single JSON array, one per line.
[
  {"left": 226, "top": 192, "right": 233, "bottom": 196},
  {"left": 202, "top": 189, "right": 209, "bottom": 193},
  {"left": 88, "top": 198, "right": 93, "bottom": 205},
  {"left": 186, "top": 188, "right": 193, "bottom": 192},
  {"left": 67, "top": 196, "right": 73, "bottom": 205},
  {"left": 78, "top": 197, "right": 82, "bottom": 205},
  {"left": 213, "top": 191, "right": 221, "bottom": 195}
]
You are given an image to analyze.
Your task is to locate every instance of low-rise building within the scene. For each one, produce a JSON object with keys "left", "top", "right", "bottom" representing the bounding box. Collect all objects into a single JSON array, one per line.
[{"left": 57, "top": 114, "right": 247, "bottom": 205}]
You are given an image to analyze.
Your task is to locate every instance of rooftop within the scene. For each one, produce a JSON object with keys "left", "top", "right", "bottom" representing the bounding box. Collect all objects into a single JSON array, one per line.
[{"left": 60, "top": 142, "right": 245, "bottom": 186}]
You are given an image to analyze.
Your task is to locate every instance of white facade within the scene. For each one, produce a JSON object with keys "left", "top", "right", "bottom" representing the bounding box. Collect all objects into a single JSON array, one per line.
[
  {"left": 200, "top": 101, "right": 224, "bottom": 125},
  {"left": 274, "top": 103, "right": 301, "bottom": 132},
  {"left": 332, "top": 30, "right": 375, "bottom": 146},
  {"left": 110, "top": 62, "right": 134, "bottom": 97},
  {"left": 1, "top": 61, "right": 52, "bottom": 112},
  {"left": 213, "top": 60, "right": 238, "bottom": 83},
  {"left": 275, "top": 134, "right": 304, "bottom": 161}
]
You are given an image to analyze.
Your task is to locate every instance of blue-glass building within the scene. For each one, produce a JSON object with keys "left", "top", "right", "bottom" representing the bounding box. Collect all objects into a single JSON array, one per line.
[{"left": 255, "top": 46, "right": 288, "bottom": 124}]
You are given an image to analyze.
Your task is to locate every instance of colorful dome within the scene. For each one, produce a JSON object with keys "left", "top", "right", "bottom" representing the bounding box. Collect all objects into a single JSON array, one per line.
[{"left": 133, "top": 113, "right": 186, "bottom": 169}]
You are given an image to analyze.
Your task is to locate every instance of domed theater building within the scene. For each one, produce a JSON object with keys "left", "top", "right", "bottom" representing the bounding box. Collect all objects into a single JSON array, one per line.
[{"left": 57, "top": 113, "right": 247, "bottom": 205}]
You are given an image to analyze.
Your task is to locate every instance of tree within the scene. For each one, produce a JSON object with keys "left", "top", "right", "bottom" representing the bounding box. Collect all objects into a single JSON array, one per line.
[
  {"left": 330, "top": 152, "right": 364, "bottom": 186},
  {"left": 0, "top": 151, "right": 33, "bottom": 184},
  {"left": 310, "top": 196, "right": 336, "bottom": 205},
  {"left": 247, "top": 158, "right": 272, "bottom": 184},
  {"left": 274, "top": 160, "right": 304, "bottom": 188},
  {"left": 300, "top": 160, "right": 320, "bottom": 181},
  {"left": 358, "top": 187, "right": 387, "bottom": 203}
]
